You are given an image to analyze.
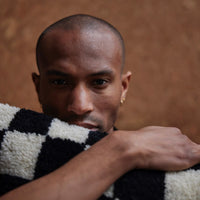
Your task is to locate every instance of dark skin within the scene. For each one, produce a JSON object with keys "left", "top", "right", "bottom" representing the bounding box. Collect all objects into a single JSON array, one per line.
[
  {"left": 2, "top": 24, "right": 200, "bottom": 200},
  {"left": 32, "top": 26, "right": 200, "bottom": 171},
  {"left": 32, "top": 28, "right": 131, "bottom": 133}
]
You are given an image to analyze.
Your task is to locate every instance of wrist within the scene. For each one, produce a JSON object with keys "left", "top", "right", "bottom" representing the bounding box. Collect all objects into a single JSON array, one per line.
[{"left": 106, "top": 130, "right": 139, "bottom": 172}]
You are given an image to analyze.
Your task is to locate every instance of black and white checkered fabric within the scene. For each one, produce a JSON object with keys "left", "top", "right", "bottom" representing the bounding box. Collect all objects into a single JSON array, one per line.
[{"left": 0, "top": 103, "right": 200, "bottom": 200}]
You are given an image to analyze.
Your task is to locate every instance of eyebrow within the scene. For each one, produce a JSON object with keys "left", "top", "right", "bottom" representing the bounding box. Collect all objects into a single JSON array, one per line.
[
  {"left": 90, "top": 70, "right": 114, "bottom": 77},
  {"left": 46, "top": 69, "right": 114, "bottom": 77},
  {"left": 46, "top": 70, "right": 70, "bottom": 76}
]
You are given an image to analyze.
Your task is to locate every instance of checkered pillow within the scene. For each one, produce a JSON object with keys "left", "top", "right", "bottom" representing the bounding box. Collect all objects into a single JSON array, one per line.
[{"left": 0, "top": 103, "right": 200, "bottom": 200}]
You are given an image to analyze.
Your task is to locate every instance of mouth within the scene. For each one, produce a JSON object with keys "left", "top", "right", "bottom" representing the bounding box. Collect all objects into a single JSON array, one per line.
[{"left": 71, "top": 122, "right": 99, "bottom": 131}]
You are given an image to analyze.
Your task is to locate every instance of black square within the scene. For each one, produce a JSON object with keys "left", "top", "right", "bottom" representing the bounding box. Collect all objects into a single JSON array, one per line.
[
  {"left": 8, "top": 109, "right": 52, "bottom": 135},
  {"left": 114, "top": 169, "right": 165, "bottom": 200},
  {"left": 0, "top": 174, "right": 29, "bottom": 196},
  {"left": 0, "top": 129, "right": 6, "bottom": 150},
  {"left": 34, "top": 135, "right": 85, "bottom": 179},
  {"left": 86, "top": 131, "right": 107, "bottom": 145}
]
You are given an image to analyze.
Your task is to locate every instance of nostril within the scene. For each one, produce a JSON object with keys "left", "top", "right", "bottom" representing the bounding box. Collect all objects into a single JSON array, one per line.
[
  {"left": 68, "top": 102, "right": 93, "bottom": 115},
  {"left": 67, "top": 85, "right": 94, "bottom": 115}
]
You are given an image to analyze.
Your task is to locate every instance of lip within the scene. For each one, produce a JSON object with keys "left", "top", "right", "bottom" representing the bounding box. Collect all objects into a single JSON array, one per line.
[{"left": 72, "top": 122, "right": 98, "bottom": 131}]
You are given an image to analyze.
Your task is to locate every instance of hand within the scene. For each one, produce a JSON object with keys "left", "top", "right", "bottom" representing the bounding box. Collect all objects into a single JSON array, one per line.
[{"left": 114, "top": 126, "right": 200, "bottom": 171}]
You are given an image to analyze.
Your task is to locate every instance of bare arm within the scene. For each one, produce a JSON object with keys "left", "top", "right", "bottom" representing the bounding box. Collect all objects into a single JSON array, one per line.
[
  {"left": 1, "top": 126, "right": 200, "bottom": 200},
  {"left": 1, "top": 132, "right": 128, "bottom": 200}
]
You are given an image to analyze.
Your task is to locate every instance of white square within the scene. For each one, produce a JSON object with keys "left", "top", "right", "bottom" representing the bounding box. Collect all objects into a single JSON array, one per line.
[
  {"left": 165, "top": 169, "right": 200, "bottom": 200},
  {"left": 0, "top": 130, "right": 46, "bottom": 180},
  {"left": 0, "top": 103, "right": 20, "bottom": 131},
  {"left": 48, "top": 118, "right": 89, "bottom": 144}
]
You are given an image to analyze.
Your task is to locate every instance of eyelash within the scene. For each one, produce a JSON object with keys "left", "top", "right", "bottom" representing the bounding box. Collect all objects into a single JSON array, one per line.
[
  {"left": 92, "top": 79, "right": 109, "bottom": 88},
  {"left": 50, "top": 78, "right": 110, "bottom": 89},
  {"left": 51, "top": 79, "right": 71, "bottom": 86}
]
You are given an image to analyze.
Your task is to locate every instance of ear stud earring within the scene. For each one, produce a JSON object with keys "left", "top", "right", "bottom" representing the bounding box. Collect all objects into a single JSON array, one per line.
[{"left": 120, "top": 97, "right": 126, "bottom": 105}]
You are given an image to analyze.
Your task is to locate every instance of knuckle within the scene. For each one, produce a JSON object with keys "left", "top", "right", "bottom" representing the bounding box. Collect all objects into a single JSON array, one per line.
[
  {"left": 170, "top": 127, "right": 182, "bottom": 134},
  {"left": 178, "top": 154, "right": 191, "bottom": 167},
  {"left": 179, "top": 148, "right": 197, "bottom": 164},
  {"left": 140, "top": 126, "right": 163, "bottom": 131},
  {"left": 140, "top": 126, "right": 155, "bottom": 131},
  {"left": 182, "top": 160, "right": 191, "bottom": 168}
]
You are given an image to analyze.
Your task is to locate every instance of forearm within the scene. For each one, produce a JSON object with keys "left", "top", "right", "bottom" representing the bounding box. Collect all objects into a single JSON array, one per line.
[
  {"left": 2, "top": 126, "right": 200, "bottom": 200},
  {"left": 0, "top": 133, "right": 129, "bottom": 200}
]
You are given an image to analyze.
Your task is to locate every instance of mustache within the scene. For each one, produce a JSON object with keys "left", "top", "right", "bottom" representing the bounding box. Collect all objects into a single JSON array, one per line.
[{"left": 65, "top": 113, "right": 104, "bottom": 128}]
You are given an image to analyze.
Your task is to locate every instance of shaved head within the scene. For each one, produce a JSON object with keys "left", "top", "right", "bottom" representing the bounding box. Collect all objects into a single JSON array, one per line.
[
  {"left": 36, "top": 14, "right": 125, "bottom": 72},
  {"left": 33, "top": 14, "right": 131, "bottom": 133}
]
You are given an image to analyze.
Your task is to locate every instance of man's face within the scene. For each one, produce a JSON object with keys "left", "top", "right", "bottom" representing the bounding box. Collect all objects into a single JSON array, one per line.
[{"left": 33, "top": 28, "right": 130, "bottom": 133}]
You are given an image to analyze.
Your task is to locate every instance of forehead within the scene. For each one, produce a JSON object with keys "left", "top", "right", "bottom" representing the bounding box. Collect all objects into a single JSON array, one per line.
[{"left": 38, "top": 28, "right": 122, "bottom": 74}]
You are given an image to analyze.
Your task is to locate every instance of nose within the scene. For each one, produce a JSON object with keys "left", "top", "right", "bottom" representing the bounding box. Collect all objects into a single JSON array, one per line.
[{"left": 67, "top": 84, "right": 94, "bottom": 115}]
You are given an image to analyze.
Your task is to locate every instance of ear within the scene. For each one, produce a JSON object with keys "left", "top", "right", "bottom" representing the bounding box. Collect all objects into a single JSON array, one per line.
[
  {"left": 32, "top": 72, "right": 41, "bottom": 99},
  {"left": 121, "top": 71, "right": 132, "bottom": 102}
]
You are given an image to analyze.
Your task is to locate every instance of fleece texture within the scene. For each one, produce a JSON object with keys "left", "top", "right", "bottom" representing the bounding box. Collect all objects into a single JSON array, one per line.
[{"left": 0, "top": 103, "right": 200, "bottom": 200}]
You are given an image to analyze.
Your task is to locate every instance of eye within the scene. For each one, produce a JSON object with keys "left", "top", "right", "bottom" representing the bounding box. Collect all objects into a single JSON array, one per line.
[
  {"left": 50, "top": 79, "right": 74, "bottom": 88},
  {"left": 52, "top": 79, "right": 68, "bottom": 85},
  {"left": 92, "top": 79, "right": 109, "bottom": 88},
  {"left": 94, "top": 79, "right": 107, "bottom": 85}
]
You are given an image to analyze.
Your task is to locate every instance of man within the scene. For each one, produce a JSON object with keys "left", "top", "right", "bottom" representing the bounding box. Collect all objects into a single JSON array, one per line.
[{"left": 1, "top": 14, "right": 200, "bottom": 200}]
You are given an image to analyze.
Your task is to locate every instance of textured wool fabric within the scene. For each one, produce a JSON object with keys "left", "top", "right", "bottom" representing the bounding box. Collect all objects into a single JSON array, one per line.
[{"left": 0, "top": 103, "right": 200, "bottom": 200}]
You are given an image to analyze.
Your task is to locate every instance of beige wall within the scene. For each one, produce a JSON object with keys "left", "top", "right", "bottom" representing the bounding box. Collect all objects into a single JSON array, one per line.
[{"left": 1, "top": 0, "right": 200, "bottom": 142}]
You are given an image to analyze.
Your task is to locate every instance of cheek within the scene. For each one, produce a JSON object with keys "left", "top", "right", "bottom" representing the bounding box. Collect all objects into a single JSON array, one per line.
[
  {"left": 93, "top": 89, "right": 121, "bottom": 128},
  {"left": 39, "top": 83, "right": 68, "bottom": 115}
]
